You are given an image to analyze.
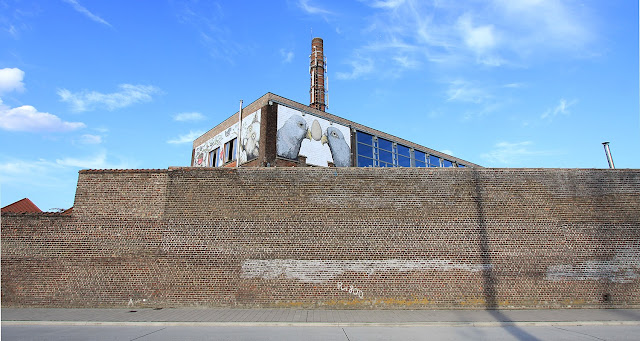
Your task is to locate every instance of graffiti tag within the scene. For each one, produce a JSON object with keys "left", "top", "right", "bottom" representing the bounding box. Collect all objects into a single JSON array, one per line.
[{"left": 337, "top": 282, "right": 364, "bottom": 299}]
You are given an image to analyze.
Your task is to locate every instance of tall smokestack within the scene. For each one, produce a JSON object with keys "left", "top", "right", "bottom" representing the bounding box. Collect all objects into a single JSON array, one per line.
[{"left": 310, "top": 37, "right": 326, "bottom": 111}]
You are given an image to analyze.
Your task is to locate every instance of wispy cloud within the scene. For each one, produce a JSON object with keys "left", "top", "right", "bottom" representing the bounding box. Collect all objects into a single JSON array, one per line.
[
  {"left": 298, "top": 0, "right": 332, "bottom": 15},
  {"left": 167, "top": 130, "right": 204, "bottom": 144},
  {"left": 344, "top": 0, "right": 595, "bottom": 77},
  {"left": 447, "top": 80, "right": 491, "bottom": 104},
  {"left": 58, "top": 84, "right": 161, "bottom": 112},
  {"left": 173, "top": 112, "right": 205, "bottom": 122},
  {"left": 55, "top": 150, "right": 133, "bottom": 169},
  {"left": 62, "top": 0, "right": 112, "bottom": 27},
  {"left": 481, "top": 141, "right": 555, "bottom": 165},
  {"left": 0, "top": 68, "right": 25, "bottom": 94},
  {"left": 541, "top": 98, "right": 577, "bottom": 120},
  {"left": 280, "top": 49, "right": 294, "bottom": 63},
  {"left": 0, "top": 99, "right": 85, "bottom": 132},
  {"left": 175, "top": 2, "right": 247, "bottom": 63},
  {"left": 336, "top": 57, "right": 374, "bottom": 80},
  {"left": 77, "top": 134, "right": 102, "bottom": 144}
]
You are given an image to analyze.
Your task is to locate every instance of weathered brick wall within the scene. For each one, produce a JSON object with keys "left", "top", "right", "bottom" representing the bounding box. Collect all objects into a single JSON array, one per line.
[{"left": 2, "top": 168, "right": 639, "bottom": 309}]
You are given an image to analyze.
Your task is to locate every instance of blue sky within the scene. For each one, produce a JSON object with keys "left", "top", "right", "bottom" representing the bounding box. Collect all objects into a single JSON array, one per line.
[{"left": 1, "top": 0, "right": 638, "bottom": 211}]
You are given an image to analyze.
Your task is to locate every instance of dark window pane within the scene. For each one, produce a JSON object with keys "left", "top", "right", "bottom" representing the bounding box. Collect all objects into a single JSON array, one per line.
[
  {"left": 378, "top": 138, "right": 393, "bottom": 151},
  {"left": 379, "top": 149, "right": 393, "bottom": 163},
  {"left": 379, "top": 161, "right": 392, "bottom": 167},
  {"left": 458, "top": 164, "right": 465, "bottom": 168},
  {"left": 397, "top": 145, "right": 410, "bottom": 157},
  {"left": 398, "top": 155, "right": 411, "bottom": 167},
  {"left": 443, "top": 160, "right": 453, "bottom": 167},
  {"left": 357, "top": 143, "right": 373, "bottom": 158},
  {"left": 415, "top": 160, "right": 426, "bottom": 167},
  {"left": 414, "top": 150, "right": 426, "bottom": 163},
  {"left": 356, "top": 131, "right": 373, "bottom": 145},
  {"left": 358, "top": 156, "right": 374, "bottom": 167},
  {"left": 429, "top": 155, "right": 440, "bottom": 167}
]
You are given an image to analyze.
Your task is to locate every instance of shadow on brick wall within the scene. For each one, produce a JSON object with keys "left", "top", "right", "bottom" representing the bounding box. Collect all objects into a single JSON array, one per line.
[{"left": 473, "top": 170, "right": 537, "bottom": 341}]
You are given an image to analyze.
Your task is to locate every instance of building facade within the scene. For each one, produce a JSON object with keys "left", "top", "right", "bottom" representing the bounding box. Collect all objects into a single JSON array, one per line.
[{"left": 191, "top": 93, "right": 480, "bottom": 169}]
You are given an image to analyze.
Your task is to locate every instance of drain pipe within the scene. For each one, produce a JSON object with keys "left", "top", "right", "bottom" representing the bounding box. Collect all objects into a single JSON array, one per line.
[
  {"left": 602, "top": 142, "right": 615, "bottom": 169},
  {"left": 237, "top": 100, "right": 242, "bottom": 167}
]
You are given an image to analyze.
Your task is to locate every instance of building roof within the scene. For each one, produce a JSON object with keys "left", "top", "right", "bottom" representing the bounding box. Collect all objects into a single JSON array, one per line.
[
  {"left": 1, "top": 198, "right": 42, "bottom": 213},
  {"left": 193, "top": 92, "right": 482, "bottom": 168}
]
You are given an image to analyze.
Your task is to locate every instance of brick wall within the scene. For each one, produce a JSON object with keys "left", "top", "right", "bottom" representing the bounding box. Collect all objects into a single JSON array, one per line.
[{"left": 2, "top": 168, "right": 639, "bottom": 308}]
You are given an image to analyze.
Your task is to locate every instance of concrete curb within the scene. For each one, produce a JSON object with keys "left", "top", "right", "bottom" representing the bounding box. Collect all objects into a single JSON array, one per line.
[{"left": 3, "top": 320, "right": 640, "bottom": 327}]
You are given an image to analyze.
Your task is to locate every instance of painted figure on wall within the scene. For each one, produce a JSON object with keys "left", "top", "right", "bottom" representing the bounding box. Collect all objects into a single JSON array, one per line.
[
  {"left": 276, "top": 114, "right": 309, "bottom": 160},
  {"left": 239, "top": 111, "right": 260, "bottom": 163},
  {"left": 322, "top": 126, "right": 351, "bottom": 167},
  {"left": 276, "top": 105, "right": 351, "bottom": 167}
]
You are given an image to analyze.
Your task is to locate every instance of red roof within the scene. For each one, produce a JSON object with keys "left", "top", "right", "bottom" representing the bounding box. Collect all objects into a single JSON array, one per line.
[{"left": 1, "top": 198, "right": 42, "bottom": 213}]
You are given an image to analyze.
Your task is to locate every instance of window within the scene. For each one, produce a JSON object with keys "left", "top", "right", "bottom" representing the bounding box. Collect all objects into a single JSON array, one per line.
[
  {"left": 414, "top": 150, "right": 426, "bottom": 167},
  {"left": 458, "top": 164, "right": 466, "bottom": 168},
  {"left": 443, "top": 159, "right": 453, "bottom": 167},
  {"left": 356, "top": 132, "right": 375, "bottom": 167},
  {"left": 428, "top": 155, "right": 441, "bottom": 167},
  {"left": 209, "top": 148, "right": 219, "bottom": 167},
  {"left": 397, "top": 144, "right": 411, "bottom": 167},
  {"left": 224, "top": 138, "right": 237, "bottom": 163}
]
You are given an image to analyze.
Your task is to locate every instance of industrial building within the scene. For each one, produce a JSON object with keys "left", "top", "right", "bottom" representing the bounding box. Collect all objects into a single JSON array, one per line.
[{"left": 192, "top": 38, "right": 480, "bottom": 169}]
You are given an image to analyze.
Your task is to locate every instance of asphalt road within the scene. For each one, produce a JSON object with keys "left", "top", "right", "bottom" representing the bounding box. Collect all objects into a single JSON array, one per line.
[{"left": 3, "top": 324, "right": 640, "bottom": 341}]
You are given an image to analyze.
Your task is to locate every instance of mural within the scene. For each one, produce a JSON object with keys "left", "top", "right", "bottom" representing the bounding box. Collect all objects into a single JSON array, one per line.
[
  {"left": 276, "top": 105, "right": 351, "bottom": 167},
  {"left": 239, "top": 110, "right": 261, "bottom": 163},
  {"left": 192, "top": 109, "right": 261, "bottom": 167}
]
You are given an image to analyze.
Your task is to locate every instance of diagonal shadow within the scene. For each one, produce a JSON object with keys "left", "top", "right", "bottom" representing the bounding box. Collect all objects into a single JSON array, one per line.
[{"left": 473, "top": 169, "right": 540, "bottom": 341}]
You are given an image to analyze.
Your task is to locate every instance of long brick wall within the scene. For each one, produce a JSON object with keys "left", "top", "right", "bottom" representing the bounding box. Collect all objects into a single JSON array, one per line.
[{"left": 2, "top": 168, "right": 639, "bottom": 309}]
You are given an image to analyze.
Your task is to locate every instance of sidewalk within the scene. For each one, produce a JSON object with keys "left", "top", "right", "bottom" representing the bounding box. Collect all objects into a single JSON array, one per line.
[{"left": 3, "top": 308, "right": 640, "bottom": 327}]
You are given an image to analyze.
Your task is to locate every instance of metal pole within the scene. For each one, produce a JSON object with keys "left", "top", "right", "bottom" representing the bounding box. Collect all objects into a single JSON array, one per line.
[
  {"left": 602, "top": 142, "right": 615, "bottom": 169},
  {"left": 237, "top": 100, "right": 242, "bottom": 167}
]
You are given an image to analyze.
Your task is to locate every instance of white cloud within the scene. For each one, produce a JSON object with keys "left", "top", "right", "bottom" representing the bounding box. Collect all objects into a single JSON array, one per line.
[
  {"left": 55, "top": 151, "right": 135, "bottom": 169},
  {"left": 393, "top": 55, "right": 419, "bottom": 69},
  {"left": 58, "top": 84, "right": 161, "bottom": 112},
  {"left": 167, "top": 131, "right": 204, "bottom": 144},
  {"left": 173, "top": 112, "right": 205, "bottom": 122},
  {"left": 365, "top": 0, "right": 406, "bottom": 9},
  {"left": 446, "top": 80, "right": 490, "bottom": 104},
  {"left": 280, "top": 49, "right": 294, "bottom": 63},
  {"left": 336, "top": 58, "right": 374, "bottom": 80},
  {"left": 353, "top": 0, "right": 595, "bottom": 72},
  {"left": 62, "top": 0, "right": 112, "bottom": 27},
  {"left": 0, "top": 68, "right": 25, "bottom": 94},
  {"left": 440, "top": 150, "right": 454, "bottom": 156},
  {"left": 0, "top": 98, "right": 85, "bottom": 132},
  {"left": 541, "top": 98, "right": 577, "bottom": 119},
  {"left": 78, "top": 134, "right": 102, "bottom": 144},
  {"left": 481, "top": 141, "right": 554, "bottom": 165},
  {"left": 298, "top": 0, "right": 332, "bottom": 14}
]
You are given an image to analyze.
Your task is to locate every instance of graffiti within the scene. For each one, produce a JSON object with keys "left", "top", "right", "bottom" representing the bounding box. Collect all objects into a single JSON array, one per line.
[
  {"left": 127, "top": 298, "right": 147, "bottom": 307},
  {"left": 193, "top": 109, "right": 261, "bottom": 167},
  {"left": 239, "top": 111, "right": 260, "bottom": 163},
  {"left": 276, "top": 105, "right": 351, "bottom": 167},
  {"left": 337, "top": 282, "right": 364, "bottom": 299},
  {"left": 241, "top": 259, "right": 492, "bottom": 283},
  {"left": 546, "top": 247, "right": 640, "bottom": 283}
]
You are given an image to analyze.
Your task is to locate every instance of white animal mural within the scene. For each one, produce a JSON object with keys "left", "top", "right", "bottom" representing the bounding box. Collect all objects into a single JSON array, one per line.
[
  {"left": 276, "top": 105, "right": 351, "bottom": 167},
  {"left": 239, "top": 110, "right": 261, "bottom": 163}
]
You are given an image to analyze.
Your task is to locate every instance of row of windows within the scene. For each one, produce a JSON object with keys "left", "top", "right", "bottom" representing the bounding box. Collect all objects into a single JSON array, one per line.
[
  {"left": 356, "top": 131, "right": 465, "bottom": 168},
  {"left": 208, "top": 138, "right": 237, "bottom": 167}
]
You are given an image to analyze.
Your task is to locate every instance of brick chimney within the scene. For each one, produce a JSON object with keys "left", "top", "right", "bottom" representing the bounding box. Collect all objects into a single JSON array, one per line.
[{"left": 310, "top": 37, "right": 326, "bottom": 111}]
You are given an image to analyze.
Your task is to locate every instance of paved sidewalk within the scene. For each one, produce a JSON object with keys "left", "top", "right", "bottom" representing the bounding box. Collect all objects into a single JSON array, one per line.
[{"left": 2, "top": 308, "right": 640, "bottom": 327}]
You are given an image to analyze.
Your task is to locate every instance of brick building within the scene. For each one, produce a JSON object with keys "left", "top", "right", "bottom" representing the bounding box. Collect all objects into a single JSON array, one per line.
[{"left": 191, "top": 38, "right": 480, "bottom": 170}]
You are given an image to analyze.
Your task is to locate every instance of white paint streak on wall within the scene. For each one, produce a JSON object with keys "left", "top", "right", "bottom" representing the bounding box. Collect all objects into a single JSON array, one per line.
[
  {"left": 241, "top": 259, "right": 492, "bottom": 283},
  {"left": 546, "top": 247, "right": 640, "bottom": 283}
]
